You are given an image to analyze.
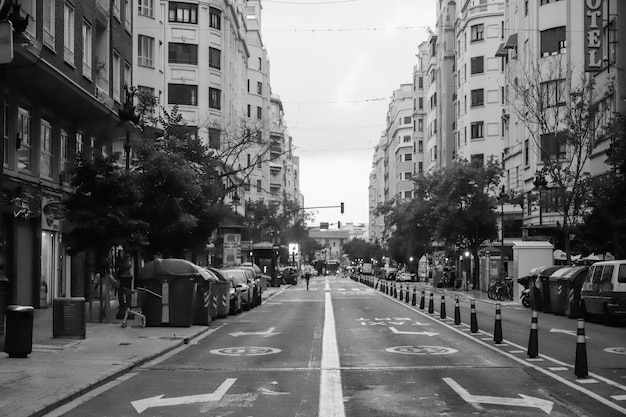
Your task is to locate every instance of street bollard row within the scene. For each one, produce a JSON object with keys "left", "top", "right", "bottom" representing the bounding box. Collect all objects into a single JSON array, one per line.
[{"left": 353, "top": 274, "right": 589, "bottom": 380}]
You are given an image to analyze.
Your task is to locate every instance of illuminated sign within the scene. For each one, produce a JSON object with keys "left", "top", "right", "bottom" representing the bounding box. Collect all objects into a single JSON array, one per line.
[{"left": 584, "top": 0, "right": 604, "bottom": 72}]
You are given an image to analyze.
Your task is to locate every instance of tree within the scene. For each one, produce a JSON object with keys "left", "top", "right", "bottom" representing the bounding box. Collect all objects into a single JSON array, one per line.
[
  {"left": 577, "top": 112, "right": 626, "bottom": 259},
  {"left": 342, "top": 239, "right": 382, "bottom": 264},
  {"left": 506, "top": 56, "right": 609, "bottom": 263}
]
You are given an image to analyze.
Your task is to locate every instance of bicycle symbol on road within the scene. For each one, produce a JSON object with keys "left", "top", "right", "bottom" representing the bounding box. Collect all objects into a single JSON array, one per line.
[
  {"left": 210, "top": 346, "right": 282, "bottom": 356},
  {"left": 385, "top": 345, "right": 458, "bottom": 355}
]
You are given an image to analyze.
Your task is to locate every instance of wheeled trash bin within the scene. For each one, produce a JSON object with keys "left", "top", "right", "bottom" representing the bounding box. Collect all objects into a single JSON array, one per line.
[{"left": 4, "top": 305, "right": 34, "bottom": 358}]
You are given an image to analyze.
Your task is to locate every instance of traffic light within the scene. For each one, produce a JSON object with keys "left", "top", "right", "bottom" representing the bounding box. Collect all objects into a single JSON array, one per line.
[
  {"left": 340, "top": 202, "right": 344, "bottom": 214},
  {"left": 338, "top": 221, "right": 341, "bottom": 229}
]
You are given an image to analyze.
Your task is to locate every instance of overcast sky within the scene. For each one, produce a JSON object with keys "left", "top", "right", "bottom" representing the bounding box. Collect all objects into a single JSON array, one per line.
[{"left": 260, "top": 0, "right": 436, "bottom": 226}]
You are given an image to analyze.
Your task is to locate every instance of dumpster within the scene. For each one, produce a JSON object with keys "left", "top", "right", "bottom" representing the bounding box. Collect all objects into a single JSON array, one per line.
[
  {"left": 194, "top": 267, "right": 219, "bottom": 326},
  {"left": 4, "top": 305, "right": 34, "bottom": 358},
  {"left": 53, "top": 297, "right": 86, "bottom": 339},
  {"left": 548, "top": 266, "right": 588, "bottom": 317},
  {"left": 528, "top": 266, "right": 563, "bottom": 312},
  {"left": 137, "top": 259, "right": 200, "bottom": 327}
]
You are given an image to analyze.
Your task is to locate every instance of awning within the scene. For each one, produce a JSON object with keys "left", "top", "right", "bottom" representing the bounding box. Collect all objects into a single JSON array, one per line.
[
  {"left": 504, "top": 33, "right": 518, "bottom": 49},
  {"left": 495, "top": 42, "right": 507, "bottom": 57}
]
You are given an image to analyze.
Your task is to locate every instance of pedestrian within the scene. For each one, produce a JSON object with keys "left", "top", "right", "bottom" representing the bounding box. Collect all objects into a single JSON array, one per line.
[{"left": 303, "top": 264, "right": 313, "bottom": 290}]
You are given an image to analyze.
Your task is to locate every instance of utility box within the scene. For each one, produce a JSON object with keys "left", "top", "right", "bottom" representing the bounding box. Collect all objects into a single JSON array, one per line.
[
  {"left": 511, "top": 240, "right": 554, "bottom": 304},
  {"left": 53, "top": 297, "right": 86, "bottom": 339}
]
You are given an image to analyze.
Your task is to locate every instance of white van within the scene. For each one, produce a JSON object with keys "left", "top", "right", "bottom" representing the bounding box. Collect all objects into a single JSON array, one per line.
[{"left": 580, "top": 260, "right": 626, "bottom": 325}]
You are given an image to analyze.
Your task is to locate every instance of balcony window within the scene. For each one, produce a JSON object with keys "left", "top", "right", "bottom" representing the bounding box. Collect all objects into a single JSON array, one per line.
[
  {"left": 470, "top": 89, "right": 484, "bottom": 107},
  {"left": 138, "top": 0, "right": 154, "bottom": 17},
  {"left": 541, "top": 26, "right": 566, "bottom": 57},
  {"left": 169, "top": 2, "right": 198, "bottom": 24},
  {"left": 471, "top": 24, "right": 484, "bottom": 42},
  {"left": 60, "top": 129, "right": 70, "bottom": 184},
  {"left": 168, "top": 42, "right": 198, "bottom": 65},
  {"left": 470, "top": 121, "right": 484, "bottom": 139},
  {"left": 43, "top": 1, "right": 55, "bottom": 49},
  {"left": 470, "top": 56, "right": 484, "bottom": 74},
  {"left": 138, "top": 35, "right": 154, "bottom": 67},
  {"left": 64, "top": 3, "right": 75, "bottom": 65},
  {"left": 40, "top": 119, "right": 53, "bottom": 179},
  {"left": 209, "top": 7, "right": 221, "bottom": 29},
  {"left": 82, "top": 21, "right": 92, "bottom": 78},
  {"left": 168, "top": 84, "right": 198, "bottom": 106},
  {"left": 17, "top": 107, "right": 31, "bottom": 171},
  {"left": 209, "top": 47, "right": 221, "bottom": 69},
  {"left": 209, "top": 87, "right": 221, "bottom": 109}
]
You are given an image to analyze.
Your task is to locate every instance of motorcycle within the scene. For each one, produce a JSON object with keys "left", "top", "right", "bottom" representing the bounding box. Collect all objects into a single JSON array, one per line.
[{"left": 517, "top": 276, "right": 531, "bottom": 308}]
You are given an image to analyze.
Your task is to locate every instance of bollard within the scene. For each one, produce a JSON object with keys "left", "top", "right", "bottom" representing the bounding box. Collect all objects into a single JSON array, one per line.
[
  {"left": 440, "top": 293, "right": 447, "bottom": 319},
  {"left": 527, "top": 310, "right": 539, "bottom": 358},
  {"left": 399, "top": 284, "right": 404, "bottom": 300},
  {"left": 454, "top": 295, "right": 461, "bottom": 325},
  {"left": 420, "top": 289, "right": 425, "bottom": 310},
  {"left": 375, "top": 279, "right": 379, "bottom": 290},
  {"left": 575, "top": 318, "right": 588, "bottom": 378},
  {"left": 470, "top": 298, "right": 478, "bottom": 333},
  {"left": 405, "top": 286, "right": 410, "bottom": 303},
  {"left": 494, "top": 303, "right": 503, "bottom": 344},
  {"left": 412, "top": 288, "right": 417, "bottom": 306},
  {"left": 428, "top": 292, "right": 434, "bottom": 314},
  {"left": 394, "top": 283, "right": 398, "bottom": 299}
]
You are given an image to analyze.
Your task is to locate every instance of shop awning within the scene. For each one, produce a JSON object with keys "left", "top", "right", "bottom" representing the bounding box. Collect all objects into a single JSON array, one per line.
[
  {"left": 504, "top": 33, "right": 518, "bottom": 49},
  {"left": 495, "top": 42, "right": 507, "bottom": 57}
]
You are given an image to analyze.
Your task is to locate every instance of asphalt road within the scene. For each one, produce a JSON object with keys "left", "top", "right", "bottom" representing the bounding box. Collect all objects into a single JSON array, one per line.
[{"left": 49, "top": 275, "right": 626, "bottom": 416}]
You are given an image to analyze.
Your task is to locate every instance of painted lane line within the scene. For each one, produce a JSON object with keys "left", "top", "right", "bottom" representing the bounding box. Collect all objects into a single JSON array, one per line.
[
  {"left": 319, "top": 292, "right": 346, "bottom": 417},
  {"left": 613, "top": 395, "right": 626, "bottom": 401},
  {"left": 389, "top": 327, "right": 438, "bottom": 337}
]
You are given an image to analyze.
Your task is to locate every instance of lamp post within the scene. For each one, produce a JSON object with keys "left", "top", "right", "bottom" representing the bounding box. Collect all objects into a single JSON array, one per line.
[{"left": 498, "top": 185, "right": 507, "bottom": 279}]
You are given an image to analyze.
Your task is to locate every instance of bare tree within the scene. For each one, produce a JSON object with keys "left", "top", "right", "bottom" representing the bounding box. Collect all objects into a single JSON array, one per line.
[{"left": 506, "top": 56, "right": 611, "bottom": 262}]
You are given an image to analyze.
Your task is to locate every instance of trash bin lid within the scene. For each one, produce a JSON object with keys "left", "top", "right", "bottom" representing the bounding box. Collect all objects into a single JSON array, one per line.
[
  {"left": 138, "top": 258, "right": 210, "bottom": 281},
  {"left": 549, "top": 266, "right": 588, "bottom": 284},
  {"left": 529, "top": 265, "right": 563, "bottom": 278},
  {"left": 6, "top": 305, "right": 34, "bottom": 312}
]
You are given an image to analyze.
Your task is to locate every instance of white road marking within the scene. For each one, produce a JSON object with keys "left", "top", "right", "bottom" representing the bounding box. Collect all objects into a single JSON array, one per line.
[
  {"left": 229, "top": 327, "right": 279, "bottom": 337},
  {"left": 443, "top": 377, "right": 553, "bottom": 414},
  {"left": 319, "top": 292, "right": 345, "bottom": 417},
  {"left": 131, "top": 378, "right": 236, "bottom": 413}
]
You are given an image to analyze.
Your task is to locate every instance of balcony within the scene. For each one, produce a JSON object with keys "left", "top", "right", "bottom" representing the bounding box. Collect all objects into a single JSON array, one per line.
[{"left": 95, "top": 86, "right": 114, "bottom": 111}]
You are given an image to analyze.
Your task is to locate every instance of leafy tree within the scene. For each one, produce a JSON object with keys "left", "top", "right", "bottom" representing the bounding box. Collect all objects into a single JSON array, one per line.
[
  {"left": 577, "top": 112, "right": 626, "bottom": 258},
  {"left": 342, "top": 238, "right": 382, "bottom": 264}
]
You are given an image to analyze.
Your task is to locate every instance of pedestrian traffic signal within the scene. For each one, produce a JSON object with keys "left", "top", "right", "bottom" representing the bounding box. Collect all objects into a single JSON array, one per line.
[{"left": 340, "top": 202, "right": 344, "bottom": 214}]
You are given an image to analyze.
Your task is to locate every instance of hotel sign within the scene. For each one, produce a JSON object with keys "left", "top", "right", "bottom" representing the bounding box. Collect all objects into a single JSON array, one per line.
[{"left": 584, "top": 0, "right": 604, "bottom": 72}]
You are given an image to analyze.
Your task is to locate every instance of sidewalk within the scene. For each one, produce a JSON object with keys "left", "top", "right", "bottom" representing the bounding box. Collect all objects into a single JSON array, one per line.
[{"left": 0, "top": 286, "right": 284, "bottom": 417}]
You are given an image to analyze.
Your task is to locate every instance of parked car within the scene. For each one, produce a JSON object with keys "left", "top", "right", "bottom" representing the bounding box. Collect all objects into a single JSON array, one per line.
[
  {"left": 222, "top": 267, "right": 255, "bottom": 311},
  {"left": 383, "top": 267, "right": 398, "bottom": 280},
  {"left": 280, "top": 266, "right": 299, "bottom": 284},
  {"left": 396, "top": 270, "right": 415, "bottom": 282},
  {"left": 580, "top": 260, "right": 626, "bottom": 325},
  {"left": 220, "top": 273, "right": 242, "bottom": 315}
]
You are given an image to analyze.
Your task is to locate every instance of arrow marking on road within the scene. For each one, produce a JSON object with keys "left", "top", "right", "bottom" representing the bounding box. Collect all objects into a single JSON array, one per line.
[
  {"left": 229, "top": 327, "right": 280, "bottom": 337},
  {"left": 389, "top": 327, "right": 438, "bottom": 337},
  {"left": 131, "top": 378, "right": 237, "bottom": 414},
  {"left": 443, "top": 378, "right": 553, "bottom": 414},
  {"left": 550, "top": 328, "right": 588, "bottom": 338}
]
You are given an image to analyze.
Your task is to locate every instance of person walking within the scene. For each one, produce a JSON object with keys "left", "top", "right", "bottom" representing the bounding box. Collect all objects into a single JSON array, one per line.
[{"left": 303, "top": 264, "right": 313, "bottom": 290}]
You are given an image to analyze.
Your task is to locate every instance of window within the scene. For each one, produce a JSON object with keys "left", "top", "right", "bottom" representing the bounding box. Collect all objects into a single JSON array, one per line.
[
  {"left": 258, "top": 57, "right": 262, "bottom": 71},
  {"left": 40, "top": 119, "right": 53, "bottom": 179},
  {"left": 209, "top": 87, "right": 221, "bottom": 109},
  {"left": 418, "top": 119, "right": 423, "bottom": 131},
  {"left": 82, "top": 21, "right": 92, "bottom": 78},
  {"left": 403, "top": 191, "right": 412, "bottom": 199},
  {"left": 17, "top": 107, "right": 31, "bottom": 171},
  {"left": 540, "top": 26, "right": 566, "bottom": 57},
  {"left": 138, "top": 35, "right": 154, "bottom": 67},
  {"left": 403, "top": 135, "right": 411, "bottom": 143},
  {"left": 256, "top": 179, "right": 262, "bottom": 193},
  {"left": 43, "top": 0, "right": 55, "bottom": 49},
  {"left": 418, "top": 140, "right": 424, "bottom": 153},
  {"left": 470, "top": 121, "right": 484, "bottom": 139},
  {"left": 540, "top": 79, "right": 565, "bottom": 108},
  {"left": 418, "top": 77, "right": 423, "bottom": 89},
  {"left": 3, "top": 100, "right": 8, "bottom": 166},
  {"left": 209, "top": 128, "right": 220, "bottom": 149},
  {"left": 403, "top": 172, "right": 412, "bottom": 180},
  {"left": 470, "top": 89, "right": 484, "bottom": 107},
  {"left": 209, "top": 47, "right": 221, "bottom": 69},
  {"left": 403, "top": 116, "right": 411, "bottom": 125},
  {"left": 124, "top": 62, "right": 131, "bottom": 90},
  {"left": 470, "top": 56, "right": 484, "bottom": 74},
  {"left": 404, "top": 153, "right": 412, "bottom": 162},
  {"left": 64, "top": 3, "right": 75, "bottom": 65},
  {"left": 418, "top": 97, "right": 423, "bottom": 110},
  {"left": 470, "top": 153, "right": 484, "bottom": 167},
  {"left": 257, "top": 81, "right": 262, "bottom": 95},
  {"left": 256, "top": 106, "right": 262, "bottom": 119},
  {"left": 540, "top": 133, "right": 567, "bottom": 161},
  {"left": 247, "top": 104, "right": 251, "bottom": 117},
  {"left": 60, "top": 129, "right": 70, "bottom": 183},
  {"left": 168, "top": 42, "right": 198, "bottom": 65},
  {"left": 124, "top": 0, "right": 131, "bottom": 30},
  {"left": 138, "top": 0, "right": 154, "bottom": 17},
  {"left": 209, "top": 7, "right": 221, "bottom": 30},
  {"left": 75, "top": 132, "right": 83, "bottom": 158},
  {"left": 168, "top": 84, "right": 198, "bottom": 106},
  {"left": 112, "top": 51, "right": 120, "bottom": 101},
  {"left": 169, "top": 2, "right": 198, "bottom": 24},
  {"left": 524, "top": 139, "right": 529, "bottom": 166},
  {"left": 471, "top": 24, "right": 484, "bottom": 42}
]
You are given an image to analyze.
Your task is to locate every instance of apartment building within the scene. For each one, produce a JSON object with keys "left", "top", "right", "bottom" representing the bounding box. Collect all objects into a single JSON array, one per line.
[
  {"left": 387, "top": 84, "right": 415, "bottom": 201},
  {"left": 0, "top": 0, "right": 133, "bottom": 308},
  {"left": 502, "top": 0, "right": 625, "bottom": 242}
]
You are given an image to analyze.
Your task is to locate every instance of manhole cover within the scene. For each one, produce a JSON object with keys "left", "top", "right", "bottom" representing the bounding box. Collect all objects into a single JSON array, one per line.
[{"left": 385, "top": 345, "right": 458, "bottom": 355}]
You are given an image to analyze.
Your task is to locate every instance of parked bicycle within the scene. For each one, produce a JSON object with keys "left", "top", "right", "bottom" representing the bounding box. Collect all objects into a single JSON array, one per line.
[{"left": 487, "top": 278, "right": 514, "bottom": 301}]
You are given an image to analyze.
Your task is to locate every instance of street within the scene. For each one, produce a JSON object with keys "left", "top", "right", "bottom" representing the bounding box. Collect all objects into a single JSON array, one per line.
[{"left": 48, "top": 275, "right": 626, "bottom": 417}]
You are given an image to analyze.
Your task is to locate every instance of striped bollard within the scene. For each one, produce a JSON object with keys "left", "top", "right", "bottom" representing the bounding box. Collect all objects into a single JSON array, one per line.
[
  {"left": 419, "top": 289, "right": 425, "bottom": 310},
  {"left": 494, "top": 303, "right": 503, "bottom": 344},
  {"left": 412, "top": 288, "right": 417, "bottom": 306},
  {"left": 428, "top": 292, "right": 434, "bottom": 314},
  {"left": 527, "top": 310, "right": 539, "bottom": 358},
  {"left": 575, "top": 319, "right": 588, "bottom": 378},
  {"left": 454, "top": 295, "right": 461, "bottom": 325},
  {"left": 405, "top": 286, "right": 410, "bottom": 303},
  {"left": 440, "top": 293, "right": 447, "bottom": 319},
  {"left": 394, "top": 283, "right": 398, "bottom": 299},
  {"left": 399, "top": 284, "right": 404, "bottom": 300},
  {"left": 470, "top": 298, "right": 478, "bottom": 333}
]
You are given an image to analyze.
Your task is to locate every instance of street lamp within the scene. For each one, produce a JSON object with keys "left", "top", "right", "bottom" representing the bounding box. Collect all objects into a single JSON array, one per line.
[{"left": 498, "top": 185, "right": 507, "bottom": 279}]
